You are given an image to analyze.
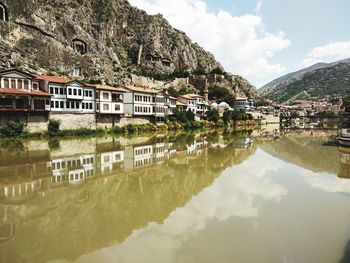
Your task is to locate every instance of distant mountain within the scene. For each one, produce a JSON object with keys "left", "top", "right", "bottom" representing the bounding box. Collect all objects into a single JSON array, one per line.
[{"left": 260, "top": 58, "right": 350, "bottom": 103}]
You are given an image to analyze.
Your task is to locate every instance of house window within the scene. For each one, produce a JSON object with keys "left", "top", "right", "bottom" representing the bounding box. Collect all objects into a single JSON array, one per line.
[
  {"left": 85, "top": 90, "right": 88, "bottom": 97},
  {"left": 103, "top": 92, "right": 109, "bottom": 100},
  {"left": 33, "top": 83, "right": 39, "bottom": 90},
  {"left": 51, "top": 101, "right": 54, "bottom": 108},
  {"left": 103, "top": 104, "right": 109, "bottom": 111},
  {"left": 60, "top": 101, "right": 64, "bottom": 108},
  {"left": 73, "top": 89, "right": 77, "bottom": 96},
  {"left": 89, "top": 103, "right": 93, "bottom": 110},
  {"left": 68, "top": 89, "right": 72, "bottom": 95},
  {"left": 76, "top": 101, "right": 79, "bottom": 108},
  {"left": 66, "top": 101, "right": 70, "bottom": 108},
  {"left": 11, "top": 79, "right": 16, "bottom": 89},
  {"left": 23, "top": 80, "right": 29, "bottom": 90},
  {"left": 115, "top": 104, "right": 120, "bottom": 111},
  {"left": 82, "top": 103, "right": 85, "bottom": 109},
  {"left": 60, "top": 88, "right": 64, "bottom": 95},
  {"left": 3, "top": 78, "right": 9, "bottom": 89},
  {"left": 78, "top": 89, "right": 82, "bottom": 96},
  {"left": 55, "top": 101, "right": 59, "bottom": 108},
  {"left": 55, "top": 88, "right": 59, "bottom": 94}
]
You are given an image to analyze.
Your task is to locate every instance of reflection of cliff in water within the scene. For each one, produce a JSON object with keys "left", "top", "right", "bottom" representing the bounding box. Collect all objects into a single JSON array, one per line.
[
  {"left": 259, "top": 136, "right": 339, "bottom": 175},
  {"left": 0, "top": 133, "right": 257, "bottom": 263}
]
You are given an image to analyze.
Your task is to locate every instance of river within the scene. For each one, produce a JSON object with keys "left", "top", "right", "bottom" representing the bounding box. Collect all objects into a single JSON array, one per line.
[{"left": 0, "top": 129, "right": 349, "bottom": 263}]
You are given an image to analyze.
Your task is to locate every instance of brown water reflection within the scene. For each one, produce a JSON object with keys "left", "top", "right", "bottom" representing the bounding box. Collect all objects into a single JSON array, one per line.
[{"left": 0, "top": 130, "right": 348, "bottom": 263}]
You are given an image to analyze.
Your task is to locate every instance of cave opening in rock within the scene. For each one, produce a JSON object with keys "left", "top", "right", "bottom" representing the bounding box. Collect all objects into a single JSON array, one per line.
[
  {"left": 162, "top": 59, "right": 171, "bottom": 67},
  {"left": 0, "top": 2, "right": 8, "bottom": 22},
  {"left": 72, "top": 39, "right": 87, "bottom": 55},
  {"left": 145, "top": 54, "right": 153, "bottom": 61}
]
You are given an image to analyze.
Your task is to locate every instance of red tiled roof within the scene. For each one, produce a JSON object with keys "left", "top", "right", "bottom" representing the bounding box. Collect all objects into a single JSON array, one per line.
[
  {"left": 176, "top": 101, "right": 187, "bottom": 106},
  {"left": 179, "top": 94, "right": 202, "bottom": 99},
  {"left": 0, "top": 89, "right": 52, "bottom": 97},
  {"left": 90, "top": 84, "right": 127, "bottom": 92},
  {"left": 122, "top": 85, "right": 161, "bottom": 94},
  {"left": 35, "top": 75, "right": 71, "bottom": 84}
]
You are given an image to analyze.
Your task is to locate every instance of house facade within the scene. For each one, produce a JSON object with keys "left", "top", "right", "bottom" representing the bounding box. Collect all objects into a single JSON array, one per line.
[
  {"left": 38, "top": 76, "right": 96, "bottom": 113},
  {"left": 234, "top": 97, "right": 254, "bottom": 112},
  {"left": 168, "top": 96, "right": 177, "bottom": 115},
  {"left": 177, "top": 94, "right": 208, "bottom": 118},
  {"left": 0, "top": 69, "right": 51, "bottom": 125},
  {"left": 123, "top": 85, "right": 169, "bottom": 123},
  {"left": 91, "top": 84, "right": 125, "bottom": 115}
]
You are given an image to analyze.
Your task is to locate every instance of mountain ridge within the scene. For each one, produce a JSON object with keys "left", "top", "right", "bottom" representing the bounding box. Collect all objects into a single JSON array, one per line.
[{"left": 260, "top": 58, "right": 350, "bottom": 103}]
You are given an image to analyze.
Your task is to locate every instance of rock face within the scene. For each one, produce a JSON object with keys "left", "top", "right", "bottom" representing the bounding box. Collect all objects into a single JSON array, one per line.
[
  {"left": 0, "top": 0, "right": 222, "bottom": 82},
  {"left": 260, "top": 58, "right": 350, "bottom": 103}
]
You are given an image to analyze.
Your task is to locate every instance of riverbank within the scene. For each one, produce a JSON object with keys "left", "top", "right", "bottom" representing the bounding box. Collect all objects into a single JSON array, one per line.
[{"left": 0, "top": 119, "right": 262, "bottom": 139}]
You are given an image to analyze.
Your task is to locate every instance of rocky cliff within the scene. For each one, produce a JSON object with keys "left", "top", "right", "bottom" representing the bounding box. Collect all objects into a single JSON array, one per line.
[
  {"left": 0, "top": 0, "right": 223, "bottom": 83},
  {"left": 0, "top": 0, "right": 261, "bottom": 99}
]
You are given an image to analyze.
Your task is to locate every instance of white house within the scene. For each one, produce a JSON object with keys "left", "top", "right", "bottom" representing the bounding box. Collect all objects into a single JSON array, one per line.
[
  {"left": 168, "top": 96, "right": 177, "bottom": 115},
  {"left": 177, "top": 94, "right": 208, "bottom": 118},
  {"left": 123, "top": 85, "right": 169, "bottom": 123},
  {"left": 88, "top": 83, "right": 126, "bottom": 115},
  {"left": 234, "top": 97, "right": 254, "bottom": 112},
  {"left": 37, "top": 75, "right": 96, "bottom": 113}
]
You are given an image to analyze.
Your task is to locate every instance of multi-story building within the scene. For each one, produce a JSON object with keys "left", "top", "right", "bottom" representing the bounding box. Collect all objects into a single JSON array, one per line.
[
  {"left": 177, "top": 94, "right": 208, "bottom": 118},
  {"left": 37, "top": 75, "right": 96, "bottom": 113},
  {"left": 123, "top": 85, "right": 169, "bottom": 123},
  {"left": 89, "top": 83, "right": 126, "bottom": 115},
  {"left": 168, "top": 96, "right": 177, "bottom": 115},
  {"left": 0, "top": 69, "right": 51, "bottom": 125},
  {"left": 234, "top": 97, "right": 254, "bottom": 112}
]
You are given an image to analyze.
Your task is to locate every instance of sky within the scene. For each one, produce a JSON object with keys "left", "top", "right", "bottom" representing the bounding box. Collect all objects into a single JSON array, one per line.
[{"left": 128, "top": 0, "right": 350, "bottom": 88}]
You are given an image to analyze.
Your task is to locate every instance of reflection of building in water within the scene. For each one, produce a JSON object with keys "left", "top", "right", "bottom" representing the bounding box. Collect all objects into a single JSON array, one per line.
[
  {"left": 233, "top": 138, "right": 254, "bottom": 149},
  {"left": 0, "top": 136, "right": 216, "bottom": 204},
  {"left": 0, "top": 134, "right": 260, "bottom": 263},
  {"left": 124, "top": 142, "right": 177, "bottom": 170},
  {"left": 186, "top": 140, "right": 208, "bottom": 156},
  {"left": 51, "top": 155, "right": 96, "bottom": 186},
  {"left": 0, "top": 148, "right": 51, "bottom": 204},
  {"left": 338, "top": 148, "right": 350, "bottom": 179},
  {"left": 99, "top": 151, "right": 124, "bottom": 175}
]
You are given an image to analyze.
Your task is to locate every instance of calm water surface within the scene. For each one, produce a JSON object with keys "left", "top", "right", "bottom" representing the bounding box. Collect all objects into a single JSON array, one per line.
[{"left": 0, "top": 130, "right": 349, "bottom": 263}]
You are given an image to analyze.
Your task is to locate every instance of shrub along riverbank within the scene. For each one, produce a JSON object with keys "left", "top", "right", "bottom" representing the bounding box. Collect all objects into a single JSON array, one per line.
[{"left": 0, "top": 109, "right": 257, "bottom": 139}]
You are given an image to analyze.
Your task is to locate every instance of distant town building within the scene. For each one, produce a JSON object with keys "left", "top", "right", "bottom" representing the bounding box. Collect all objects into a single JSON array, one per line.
[{"left": 234, "top": 97, "right": 254, "bottom": 112}]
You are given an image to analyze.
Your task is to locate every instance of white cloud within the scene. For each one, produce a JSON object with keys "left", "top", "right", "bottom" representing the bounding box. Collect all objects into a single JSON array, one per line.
[
  {"left": 303, "top": 41, "right": 350, "bottom": 66},
  {"left": 255, "top": 0, "right": 262, "bottom": 13},
  {"left": 66, "top": 150, "right": 287, "bottom": 263},
  {"left": 129, "top": 0, "right": 291, "bottom": 87}
]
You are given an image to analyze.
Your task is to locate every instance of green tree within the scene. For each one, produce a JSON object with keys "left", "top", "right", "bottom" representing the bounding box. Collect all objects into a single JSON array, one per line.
[
  {"left": 206, "top": 109, "right": 220, "bottom": 123},
  {"left": 223, "top": 110, "right": 232, "bottom": 124},
  {"left": 343, "top": 96, "right": 350, "bottom": 112},
  {"left": 48, "top": 119, "right": 60, "bottom": 136},
  {"left": 208, "top": 85, "right": 235, "bottom": 106},
  {"left": 168, "top": 86, "right": 179, "bottom": 97},
  {"left": 193, "top": 65, "right": 206, "bottom": 75}
]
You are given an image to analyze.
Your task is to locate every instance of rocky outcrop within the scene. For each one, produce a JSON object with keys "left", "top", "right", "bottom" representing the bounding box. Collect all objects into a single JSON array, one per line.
[{"left": 0, "top": 0, "right": 222, "bottom": 83}]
